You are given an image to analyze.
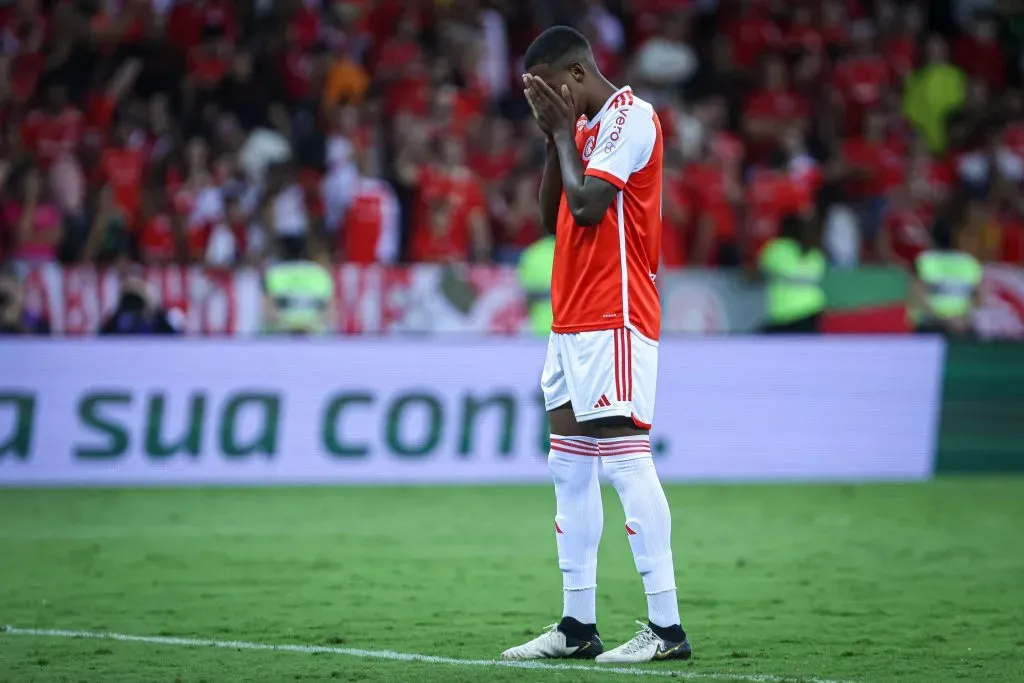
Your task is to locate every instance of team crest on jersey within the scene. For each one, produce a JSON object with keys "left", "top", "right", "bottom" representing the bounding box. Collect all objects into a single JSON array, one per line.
[
  {"left": 576, "top": 117, "right": 587, "bottom": 132},
  {"left": 582, "top": 137, "right": 596, "bottom": 160}
]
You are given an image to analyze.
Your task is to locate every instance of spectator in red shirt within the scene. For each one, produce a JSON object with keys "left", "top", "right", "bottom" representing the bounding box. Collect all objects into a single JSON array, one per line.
[
  {"left": 820, "top": 0, "right": 851, "bottom": 49},
  {"left": 99, "top": 120, "right": 146, "bottom": 229},
  {"left": 186, "top": 24, "right": 234, "bottom": 97},
  {"left": 997, "top": 196, "right": 1024, "bottom": 265},
  {"left": 783, "top": 5, "right": 824, "bottom": 57},
  {"left": 744, "top": 147, "right": 816, "bottom": 266},
  {"left": 684, "top": 141, "right": 742, "bottom": 267},
  {"left": 341, "top": 150, "right": 400, "bottom": 265},
  {"left": 2, "top": 165, "right": 62, "bottom": 262},
  {"left": 743, "top": 53, "right": 808, "bottom": 165},
  {"left": 831, "top": 21, "right": 891, "bottom": 138},
  {"left": 136, "top": 184, "right": 181, "bottom": 266},
  {"left": 876, "top": 176, "right": 935, "bottom": 269},
  {"left": 408, "top": 138, "right": 490, "bottom": 264},
  {"left": 20, "top": 81, "right": 83, "bottom": 168},
  {"left": 722, "top": 0, "right": 782, "bottom": 72},
  {"left": 495, "top": 172, "right": 543, "bottom": 264},
  {"left": 952, "top": 13, "right": 1005, "bottom": 92},
  {"left": 470, "top": 117, "right": 521, "bottom": 189},
  {"left": 841, "top": 108, "right": 903, "bottom": 235},
  {"left": 166, "top": 0, "right": 236, "bottom": 52},
  {"left": 372, "top": 11, "right": 423, "bottom": 83},
  {"left": 3, "top": 0, "right": 47, "bottom": 104},
  {"left": 881, "top": 3, "right": 923, "bottom": 80},
  {"left": 660, "top": 160, "right": 691, "bottom": 268}
]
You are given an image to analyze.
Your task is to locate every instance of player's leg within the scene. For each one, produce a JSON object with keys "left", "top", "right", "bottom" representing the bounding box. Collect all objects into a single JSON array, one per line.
[
  {"left": 595, "top": 417, "right": 690, "bottom": 662},
  {"left": 547, "top": 404, "right": 604, "bottom": 648},
  {"left": 564, "top": 328, "right": 690, "bottom": 663},
  {"left": 501, "top": 337, "right": 604, "bottom": 660}
]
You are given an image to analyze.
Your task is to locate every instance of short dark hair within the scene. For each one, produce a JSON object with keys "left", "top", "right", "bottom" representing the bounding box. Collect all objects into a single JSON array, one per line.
[{"left": 524, "top": 26, "right": 592, "bottom": 70}]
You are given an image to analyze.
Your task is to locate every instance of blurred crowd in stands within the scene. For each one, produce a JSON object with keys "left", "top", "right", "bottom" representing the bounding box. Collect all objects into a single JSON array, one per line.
[{"left": 2, "top": 0, "right": 1024, "bottom": 274}]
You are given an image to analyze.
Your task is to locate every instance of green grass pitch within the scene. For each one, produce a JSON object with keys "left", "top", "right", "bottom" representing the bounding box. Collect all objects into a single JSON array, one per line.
[{"left": 1, "top": 480, "right": 1023, "bottom": 683}]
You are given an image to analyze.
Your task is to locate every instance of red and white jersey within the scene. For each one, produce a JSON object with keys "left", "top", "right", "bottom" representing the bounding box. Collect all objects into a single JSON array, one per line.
[
  {"left": 342, "top": 177, "right": 400, "bottom": 264},
  {"left": 553, "top": 86, "right": 663, "bottom": 341}
]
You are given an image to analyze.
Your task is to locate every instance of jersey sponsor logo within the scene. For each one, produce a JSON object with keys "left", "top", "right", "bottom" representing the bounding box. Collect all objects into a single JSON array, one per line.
[
  {"left": 604, "top": 107, "right": 631, "bottom": 152},
  {"left": 582, "top": 136, "right": 596, "bottom": 161}
]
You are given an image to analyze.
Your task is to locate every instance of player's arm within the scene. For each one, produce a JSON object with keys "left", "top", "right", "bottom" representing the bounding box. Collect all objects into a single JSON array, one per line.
[
  {"left": 549, "top": 129, "right": 619, "bottom": 227},
  {"left": 538, "top": 141, "right": 562, "bottom": 234},
  {"left": 530, "top": 76, "right": 655, "bottom": 227},
  {"left": 526, "top": 76, "right": 616, "bottom": 227}
]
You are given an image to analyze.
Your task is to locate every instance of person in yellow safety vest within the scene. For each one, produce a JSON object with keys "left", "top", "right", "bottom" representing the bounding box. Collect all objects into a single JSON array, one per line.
[
  {"left": 759, "top": 213, "right": 826, "bottom": 334},
  {"left": 263, "top": 236, "right": 334, "bottom": 335},
  {"left": 517, "top": 235, "right": 556, "bottom": 337},
  {"left": 909, "top": 222, "right": 982, "bottom": 338},
  {"left": 902, "top": 35, "right": 966, "bottom": 155}
]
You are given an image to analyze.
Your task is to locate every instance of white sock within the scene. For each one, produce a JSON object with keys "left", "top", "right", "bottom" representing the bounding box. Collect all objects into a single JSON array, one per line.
[
  {"left": 549, "top": 435, "right": 603, "bottom": 625},
  {"left": 600, "top": 436, "right": 681, "bottom": 628}
]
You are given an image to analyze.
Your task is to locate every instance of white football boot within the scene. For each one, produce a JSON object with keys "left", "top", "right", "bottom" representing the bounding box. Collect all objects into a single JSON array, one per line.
[
  {"left": 596, "top": 621, "right": 692, "bottom": 663},
  {"left": 501, "top": 624, "right": 604, "bottom": 660}
]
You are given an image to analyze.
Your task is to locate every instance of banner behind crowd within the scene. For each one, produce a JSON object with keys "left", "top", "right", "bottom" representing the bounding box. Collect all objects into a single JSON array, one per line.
[{"left": 17, "top": 263, "right": 1024, "bottom": 339}]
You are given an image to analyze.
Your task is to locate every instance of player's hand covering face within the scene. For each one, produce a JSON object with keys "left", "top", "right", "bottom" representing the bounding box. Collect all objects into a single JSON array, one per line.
[{"left": 523, "top": 74, "right": 576, "bottom": 138}]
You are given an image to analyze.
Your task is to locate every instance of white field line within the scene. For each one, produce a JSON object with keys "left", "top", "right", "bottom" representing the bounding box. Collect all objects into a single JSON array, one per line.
[{"left": 1, "top": 625, "right": 857, "bottom": 683}]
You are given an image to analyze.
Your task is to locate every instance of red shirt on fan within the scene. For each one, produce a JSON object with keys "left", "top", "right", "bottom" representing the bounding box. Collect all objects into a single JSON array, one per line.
[
  {"left": 686, "top": 162, "right": 737, "bottom": 265},
  {"left": 710, "top": 131, "right": 744, "bottom": 168},
  {"left": 832, "top": 56, "right": 890, "bottom": 136},
  {"left": 85, "top": 93, "right": 117, "bottom": 142},
  {"left": 660, "top": 169, "right": 690, "bottom": 267},
  {"left": 342, "top": 178, "right": 400, "bottom": 263},
  {"left": 745, "top": 170, "right": 810, "bottom": 263},
  {"left": 139, "top": 213, "right": 178, "bottom": 264},
  {"left": 373, "top": 36, "right": 422, "bottom": 75},
  {"left": 743, "top": 90, "right": 809, "bottom": 163},
  {"left": 166, "top": 0, "right": 236, "bottom": 50},
  {"left": 410, "top": 166, "right": 485, "bottom": 263},
  {"left": 553, "top": 86, "right": 663, "bottom": 341},
  {"left": 469, "top": 147, "right": 519, "bottom": 186},
  {"left": 952, "top": 35, "right": 1005, "bottom": 90},
  {"left": 288, "top": 4, "right": 321, "bottom": 49},
  {"left": 1000, "top": 212, "right": 1024, "bottom": 264},
  {"left": 884, "top": 35, "right": 919, "bottom": 79},
  {"left": 842, "top": 138, "right": 903, "bottom": 199},
  {"left": 884, "top": 207, "right": 933, "bottom": 266},
  {"left": 1004, "top": 123, "right": 1024, "bottom": 159},
  {"left": 784, "top": 21, "right": 824, "bottom": 55},
  {"left": 100, "top": 146, "right": 145, "bottom": 224},
  {"left": 188, "top": 42, "right": 232, "bottom": 87},
  {"left": 385, "top": 72, "right": 431, "bottom": 117},
  {"left": 282, "top": 48, "right": 315, "bottom": 101},
  {"left": 744, "top": 91, "right": 808, "bottom": 122},
  {"left": 20, "top": 107, "right": 83, "bottom": 166},
  {"left": 724, "top": 14, "right": 782, "bottom": 69}
]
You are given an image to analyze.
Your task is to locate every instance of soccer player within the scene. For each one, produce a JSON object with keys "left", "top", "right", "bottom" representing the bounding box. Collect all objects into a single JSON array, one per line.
[{"left": 500, "top": 27, "right": 691, "bottom": 664}]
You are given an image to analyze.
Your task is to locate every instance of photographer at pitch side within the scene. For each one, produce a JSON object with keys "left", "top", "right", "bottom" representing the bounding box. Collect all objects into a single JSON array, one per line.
[{"left": 99, "top": 263, "right": 180, "bottom": 336}]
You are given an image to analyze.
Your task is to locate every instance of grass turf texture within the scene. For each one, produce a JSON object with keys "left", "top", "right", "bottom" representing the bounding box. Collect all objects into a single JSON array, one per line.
[{"left": 1, "top": 481, "right": 1022, "bottom": 683}]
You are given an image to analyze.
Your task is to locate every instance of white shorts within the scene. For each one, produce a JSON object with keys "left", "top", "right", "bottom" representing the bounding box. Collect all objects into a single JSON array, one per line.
[{"left": 541, "top": 328, "right": 658, "bottom": 428}]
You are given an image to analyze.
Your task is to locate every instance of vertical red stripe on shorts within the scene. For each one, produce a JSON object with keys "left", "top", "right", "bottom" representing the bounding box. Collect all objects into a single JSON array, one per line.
[
  {"left": 625, "top": 330, "right": 633, "bottom": 401},
  {"left": 613, "top": 329, "right": 623, "bottom": 402}
]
